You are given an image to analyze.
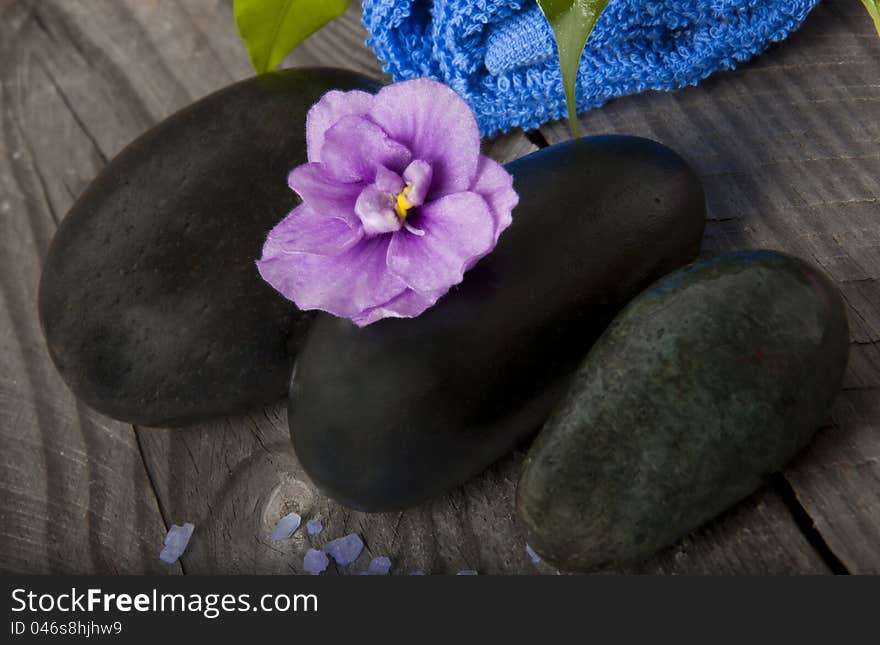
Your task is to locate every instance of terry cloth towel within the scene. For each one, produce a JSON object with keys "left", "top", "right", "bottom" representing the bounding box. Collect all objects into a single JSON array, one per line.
[{"left": 362, "top": 0, "right": 821, "bottom": 136}]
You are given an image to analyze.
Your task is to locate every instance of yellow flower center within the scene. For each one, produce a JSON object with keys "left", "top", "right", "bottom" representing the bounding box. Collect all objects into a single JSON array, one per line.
[{"left": 394, "top": 185, "right": 414, "bottom": 220}]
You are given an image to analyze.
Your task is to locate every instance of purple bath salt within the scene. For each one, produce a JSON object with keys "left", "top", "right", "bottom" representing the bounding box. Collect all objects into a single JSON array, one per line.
[
  {"left": 526, "top": 544, "right": 541, "bottom": 565},
  {"left": 159, "top": 523, "right": 194, "bottom": 564},
  {"left": 306, "top": 519, "right": 323, "bottom": 536},
  {"left": 323, "top": 533, "right": 364, "bottom": 566},
  {"left": 364, "top": 556, "right": 392, "bottom": 576},
  {"left": 409, "top": 571, "right": 427, "bottom": 576},
  {"left": 271, "top": 512, "right": 302, "bottom": 541},
  {"left": 303, "top": 549, "right": 329, "bottom": 575},
  {"left": 456, "top": 570, "right": 478, "bottom": 575}
]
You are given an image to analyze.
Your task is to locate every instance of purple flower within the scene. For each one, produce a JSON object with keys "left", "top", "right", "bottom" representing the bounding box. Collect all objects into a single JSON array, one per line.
[{"left": 257, "top": 78, "right": 518, "bottom": 326}]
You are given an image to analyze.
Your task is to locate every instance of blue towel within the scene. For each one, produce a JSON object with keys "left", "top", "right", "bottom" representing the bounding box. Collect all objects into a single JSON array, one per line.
[{"left": 362, "top": 0, "right": 821, "bottom": 136}]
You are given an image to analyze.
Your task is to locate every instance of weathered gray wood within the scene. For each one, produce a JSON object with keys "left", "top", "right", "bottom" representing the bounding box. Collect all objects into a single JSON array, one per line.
[
  {"left": 786, "top": 385, "right": 880, "bottom": 574},
  {"left": 0, "top": 0, "right": 546, "bottom": 574},
  {"left": 131, "top": 134, "right": 554, "bottom": 577},
  {"left": 125, "top": 5, "right": 826, "bottom": 575},
  {"left": 136, "top": 416, "right": 831, "bottom": 575},
  {"left": 541, "top": 0, "right": 880, "bottom": 573},
  {"left": 0, "top": 3, "right": 175, "bottom": 574},
  {"left": 286, "top": 4, "right": 390, "bottom": 81},
  {"left": 0, "top": 0, "right": 853, "bottom": 574}
]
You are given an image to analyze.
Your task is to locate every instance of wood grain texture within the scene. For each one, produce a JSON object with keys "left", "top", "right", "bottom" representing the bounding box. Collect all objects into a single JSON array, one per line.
[
  {"left": 541, "top": 0, "right": 880, "bottom": 573},
  {"left": 0, "top": 0, "right": 544, "bottom": 574},
  {"left": 0, "top": 2, "right": 175, "bottom": 574},
  {"left": 0, "top": 0, "right": 858, "bottom": 574},
  {"left": 135, "top": 413, "right": 831, "bottom": 575},
  {"left": 122, "top": 5, "right": 827, "bottom": 575}
]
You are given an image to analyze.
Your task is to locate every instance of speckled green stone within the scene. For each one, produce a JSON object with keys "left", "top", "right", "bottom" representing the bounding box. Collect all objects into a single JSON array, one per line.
[{"left": 517, "top": 250, "right": 849, "bottom": 571}]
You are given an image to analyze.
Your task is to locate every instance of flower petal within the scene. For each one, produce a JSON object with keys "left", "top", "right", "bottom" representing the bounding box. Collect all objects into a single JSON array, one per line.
[
  {"left": 321, "top": 115, "right": 412, "bottom": 183},
  {"left": 402, "top": 159, "right": 432, "bottom": 207},
  {"left": 260, "top": 205, "right": 363, "bottom": 257},
  {"left": 287, "top": 163, "right": 362, "bottom": 227},
  {"left": 369, "top": 79, "right": 480, "bottom": 197},
  {"left": 306, "top": 90, "right": 374, "bottom": 163},
  {"left": 387, "top": 191, "right": 495, "bottom": 294},
  {"left": 351, "top": 287, "right": 445, "bottom": 326},
  {"left": 355, "top": 184, "right": 402, "bottom": 235},
  {"left": 471, "top": 156, "right": 518, "bottom": 244},
  {"left": 373, "top": 165, "right": 405, "bottom": 194},
  {"left": 257, "top": 235, "right": 407, "bottom": 319}
]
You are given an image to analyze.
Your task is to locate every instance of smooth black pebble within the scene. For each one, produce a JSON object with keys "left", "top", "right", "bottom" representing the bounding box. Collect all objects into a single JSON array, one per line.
[
  {"left": 288, "top": 135, "right": 708, "bottom": 511},
  {"left": 517, "top": 250, "right": 849, "bottom": 571},
  {"left": 39, "top": 68, "right": 380, "bottom": 426}
]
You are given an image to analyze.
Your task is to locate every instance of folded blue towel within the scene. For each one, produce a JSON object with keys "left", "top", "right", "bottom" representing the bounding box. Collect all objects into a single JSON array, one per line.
[{"left": 362, "top": 0, "right": 821, "bottom": 136}]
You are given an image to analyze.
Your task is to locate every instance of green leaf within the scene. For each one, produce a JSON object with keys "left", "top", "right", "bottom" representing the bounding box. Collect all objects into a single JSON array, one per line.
[
  {"left": 234, "top": 0, "right": 350, "bottom": 74},
  {"left": 862, "top": 0, "right": 880, "bottom": 38},
  {"left": 537, "top": 0, "right": 610, "bottom": 138}
]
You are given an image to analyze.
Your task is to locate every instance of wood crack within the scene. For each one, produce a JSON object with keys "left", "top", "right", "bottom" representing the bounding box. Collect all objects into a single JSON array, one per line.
[
  {"left": 35, "top": 58, "right": 108, "bottom": 164},
  {"left": 525, "top": 128, "right": 550, "bottom": 149},
  {"left": 7, "top": 111, "right": 61, "bottom": 225},
  {"left": 771, "top": 473, "right": 849, "bottom": 574},
  {"left": 133, "top": 426, "right": 185, "bottom": 574}
]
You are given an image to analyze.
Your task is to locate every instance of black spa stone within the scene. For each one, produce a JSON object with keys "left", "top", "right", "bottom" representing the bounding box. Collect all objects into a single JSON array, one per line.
[
  {"left": 288, "top": 135, "right": 708, "bottom": 511},
  {"left": 517, "top": 250, "right": 850, "bottom": 571},
  {"left": 39, "top": 68, "right": 380, "bottom": 427}
]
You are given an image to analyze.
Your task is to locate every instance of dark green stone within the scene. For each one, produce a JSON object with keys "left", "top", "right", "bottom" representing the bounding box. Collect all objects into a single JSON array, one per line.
[
  {"left": 517, "top": 250, "right": 850, "bottom": 571},
  {"left": 289, "top": 135, "right": 707, "bottom": 512},
  {"left": 39, "top": 68, "right": 379, "bottom": 427}
]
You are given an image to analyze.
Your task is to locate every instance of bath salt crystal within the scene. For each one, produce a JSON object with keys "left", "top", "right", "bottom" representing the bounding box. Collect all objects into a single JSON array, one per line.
[
  {"left": 306, "top": 519, "right": 323, "bottom": 536},
  {"left": 456, "top": 570, "right": 478, "bottom": 575},
  {"left": 303, "top": 549, "right": 329, "bottom": 575},
  {"left": 159, "top": 523, "right": 194, "bottom": 564},
  {"left": 364, "top": 556, "right": 392, "bottom": 575},
  {"left": 271, "top": 512, "right": 302, "bottom": 541},
  {"left": 526, "top": 544, "right": 541, "bottom": 565},
  {"left": 409, "top": 571, "right": 427, "bottom": 576},
  {"left": 323, "top": 533, "right": 364, "bottom": 566}
]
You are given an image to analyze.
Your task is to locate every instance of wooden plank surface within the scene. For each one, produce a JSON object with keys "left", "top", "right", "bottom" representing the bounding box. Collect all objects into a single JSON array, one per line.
[
  {"left": 0, "top": 0, "right": 869, "bottom": 574},
  {"left": 541, "top": 0, "right": 880, "bottom": 573},
  {"left": 0, "top": 1, "right": 176, "bottom": 574}
]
